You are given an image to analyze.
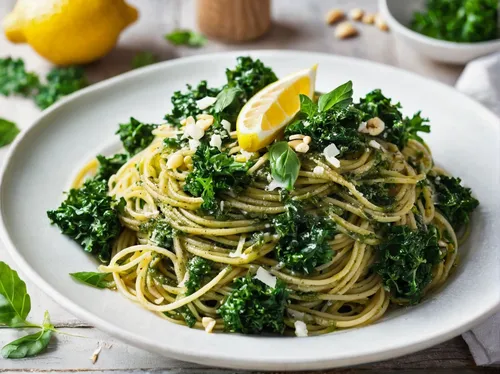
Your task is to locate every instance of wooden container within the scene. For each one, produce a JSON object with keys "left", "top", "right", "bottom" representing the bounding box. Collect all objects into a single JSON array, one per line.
[{"left": 196, "top": 0, "right": 271, "bottom": 43}]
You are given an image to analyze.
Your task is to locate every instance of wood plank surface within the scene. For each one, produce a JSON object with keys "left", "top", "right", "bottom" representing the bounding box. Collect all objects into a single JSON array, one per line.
[{"left": 0, "top": 0, "right": 484, "bottom": 372}]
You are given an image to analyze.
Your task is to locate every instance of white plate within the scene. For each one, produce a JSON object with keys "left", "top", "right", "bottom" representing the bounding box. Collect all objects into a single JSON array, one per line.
[{"left": 1, "top": 51, "right": 499, "bottom": 371}]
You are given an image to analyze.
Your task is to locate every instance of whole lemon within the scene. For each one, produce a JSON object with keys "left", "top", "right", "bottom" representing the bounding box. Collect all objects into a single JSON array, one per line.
[{"left": 2, "top": 0, "right": 138, "bottom": 65}]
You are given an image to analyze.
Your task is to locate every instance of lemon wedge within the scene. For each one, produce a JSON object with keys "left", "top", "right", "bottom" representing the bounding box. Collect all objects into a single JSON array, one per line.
[{"left": 237, "top": 65, "right": 317, "bottom": 152}]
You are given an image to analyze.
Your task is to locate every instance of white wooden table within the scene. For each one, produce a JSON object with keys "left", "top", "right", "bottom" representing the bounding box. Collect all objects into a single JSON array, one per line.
[{"left": 0, "top": 1, "right": 484, "bottom": 372}]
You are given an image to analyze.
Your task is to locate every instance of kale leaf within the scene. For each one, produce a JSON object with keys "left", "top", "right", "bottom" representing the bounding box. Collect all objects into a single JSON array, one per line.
[
  {"left": 218, "top": 275, "right": 289, "bottom": 334},
  {"left": 116, "top": 117, "right": 157, "bottom": 156},
  {"left": 225, "top": 56, "right": 278, "bottom": 101},
  {"left": 273, "top": 201, "right": 336, "bottom": 274},
  {"left": 185, "top": 256, "right": 212, "bottom": 295},
  {"left": 132, "top": 52, "right": 158, "bottom": 69},
  {"left": 47, "top": 179, "right": 124, "bottom": 263},
  {"left": 164, "top": 81, "right": 221, "bottom": 127},
  {"left": 356, "top": 89, "right": 430, "bottom": 149},
  {"left": 374, "top": 224, "right": 441, "bottom": 304},
  {"left": 165, "top": 29, "right": 207, "bottom": 47},
  {"left": 357, "top": 183, "right": 395, "bottom": 207},
  {"left": 95, "top": 154, "right": 127, "bottom": 182},
  {"left": 411, "top": 0, "right": 498, "bottom": 43},
  {"left": 35, "top": 66, "right": 88, "bottom": 109},
  {"left": 285, "top": 105, "right": 365, "bottom": 157},
  {"left": 0, "top": 57, "right": 40, "bottom": 97},
  {"left": 184, "top": 143, "right": 252, "bottom": 212},
  {"left": 429, "top": 175, "right": 479, "bottom": 230},
  {"left": 140, "top": 219, "right": 175, "bottom": 249}
]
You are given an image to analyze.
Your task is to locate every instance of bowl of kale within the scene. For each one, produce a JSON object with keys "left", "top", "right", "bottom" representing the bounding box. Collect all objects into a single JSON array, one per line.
[{"left": 379, "top": 0, "right": 500, "bottom": 64}]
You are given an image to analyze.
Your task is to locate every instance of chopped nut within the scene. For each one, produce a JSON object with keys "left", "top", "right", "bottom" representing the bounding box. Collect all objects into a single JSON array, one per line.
[
  {"left": 375, "top": 14, "right": 389, "bottom": 31},
  {"left": 288, "top": 139, "right": 303, "bottom": 149},
  {"left": 196, "top": 115, "right": 214, "bottom": 130},
  {"left": 359, "top": 117, "right": 386, "bottom": 136},
  {"left": 325, "top": 9, "right": 345, "bottom": 25},
  {"left": 335, "top": 21, "right": 358, "bottom": 39},
  {"left": 289, "top": 134, "right": 305, "bottom": 141},
  {"left": 303, "top": 136, "right": 312, "bottom": 145},
  {"left": 167, "top": 152, "right": 184, "bottom": 169},
  {"left": 350, "top": 8, "right": 364, "bottom": 21},
  {"left": 362, "top": 13, "right": 375, "bottom": 24},
  {"left": 295, "top": 143, "right": 310, "bottom": 153},
  {"left": 202, "top": 317, "right": 216, "bottom": 333}
]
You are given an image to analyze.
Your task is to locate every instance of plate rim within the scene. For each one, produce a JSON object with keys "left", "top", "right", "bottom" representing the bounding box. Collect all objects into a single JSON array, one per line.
[{"left": 1, "top": 50, "right": 499, "bottom": 370}]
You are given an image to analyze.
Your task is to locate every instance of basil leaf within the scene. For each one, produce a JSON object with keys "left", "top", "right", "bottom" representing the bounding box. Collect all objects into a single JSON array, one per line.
[
  {"left": 1, "top": 328, "right": 52, "bottom": 359},
  {"left": 0, "top": 262, "right": 31, "bottom": 327},
  {"left": 213, "top": 87, "right": 242, "bottom": 113},
  {"left": 318, "top": 81, "right": 353, "bottom": 112},
  {"left": 299, "top": 94, "right": 317, "bottom": 117},
  {"left": 269, "top": 142, "right": 300, "bottom": 191},
  {"left": 70, "top": 272, "right": 114, "bottom": 289},
  {"left": 132, "top": 52, "right": 157, "bottom": 69},
  {"left": 0, "top": 118, "right": 20, "bottom": 147},
  {"left": 165, "top": 29, "right": 207, "bottom": 47}
]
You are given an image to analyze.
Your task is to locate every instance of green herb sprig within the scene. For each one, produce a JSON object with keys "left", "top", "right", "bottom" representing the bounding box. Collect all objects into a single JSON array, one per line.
[
  {"left": 0, "top": 118, "right": 20, "bottom": 147},
  {"left": 165, "top": 29, "right": 207, "bottom": 47},
  {"left": 0, "top": 262, "right": 56, "bottom": 359}
]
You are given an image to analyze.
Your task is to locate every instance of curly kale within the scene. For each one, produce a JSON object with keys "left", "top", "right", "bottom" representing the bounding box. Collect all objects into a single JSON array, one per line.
[
  {"left": 218, "top": 275, "right": 289, "bottom": 334},
  {"left": 356, "top": 89, "right": 430, "bottom": 149},
  {"left": 0, "top": 57, "right": 40, "bottom": 97},
  {"left": 116, "top": 117, "right": 158, "bottom": 156},
  {"left": 164, "top": 81, "right": 221, "bottom": 127},
  {"left": 285, "top": 99, "right": 366, "bottom": 157},
  {"left": 357, "top": 183, "right": 395, "bottom": 207},
  {"left": 411, "top": 0, "right": 498, "bottom": 43},
  {"left": 95, "top": 154, "right": 127, "bottom": 182},
  {"left": 429, "top": 175, "right": 479, "bottom": 230},
  {"left": 185, "top": 256, "right": 212, "bottom": 295},
  {"left": 374, "top": 224, "right": 441, "bottom": 304},
  {"left": 35, "top": 66, "right": 88, "bottom": 109},
  {"left": 47, "top": 179, "right": 124, "bottom": 263},
  {"left": 273, "top": 201, "right": 337, "bottom": 274},
  {"left": 140, "top": 219, "right": 175, "bottom": 249},
  {"left": 184, "top": 143, "right": 252, "bottom": 212},
  {"left": 226, "top": 56, "right": 278, "bottom": 101}
]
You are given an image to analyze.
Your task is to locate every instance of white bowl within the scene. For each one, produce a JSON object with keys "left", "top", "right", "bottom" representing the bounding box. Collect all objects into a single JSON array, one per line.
[
  {"left": 379, "top": 0, "right": 500, "bottom": 64},
  {"left": 1, "top": 51, "right": 499, "bottom": 370}
]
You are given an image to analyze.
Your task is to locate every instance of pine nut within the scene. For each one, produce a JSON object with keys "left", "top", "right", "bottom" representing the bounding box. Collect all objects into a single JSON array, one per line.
[
  {"left": 202, "top": 317, "right": 216, "bottom": 333},
  {"left": 184, "top": 116, "right": 195, "bottom": 126},
  {"left": 375, "top": 14, "right": 389, "bottom": 31},
  {"left": 197, "top": 113, "right": 213, "bottom": 120},
  {"left": 295, "top": 143, "right": 310, "bottom": 153},
  {"left": 362, "top": 13, "right": 375, "bottom": 24},
  {"left": 289, "top": 134, "right": 305, "bottom": 141},
  {"left": 325, "top": 9, "right": 345, "bottom": 25},
  {"left": 288, "top": 140, "right": 303, "bottom": 149},
  {"left": 303, "top": 136, "right": 312, "bottom": 144},
  {"left": 183, "top": 155, "right": 193, "bottom": 167},
  {"left": 366, "top": 117, "right": 385, "bottom": 135},
  {"left": 196, "top": 116, "right": 214, "bottom": 130},
  {"left": 350, "top": 8, "right": 364, "bottom": 21},
  {"left": 335, "top": 22, "right": 358, "bottom": 39},
  {"left": 167, "top": 152, "right": 184, "bottom": 169}
]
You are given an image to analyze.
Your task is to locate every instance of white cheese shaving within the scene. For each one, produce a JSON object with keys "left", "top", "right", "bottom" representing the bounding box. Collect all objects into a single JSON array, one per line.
[
  {"left": 358, "top": 121, "right": 368, "bottom": 133},
  {"left": 288, "top": 309, "right": 305, "bottom": 321},
  {"left": 254, "top": 267, "right": 277, "bottom": 288},
  {"left": 209, "top": 134, "right": 222, "bottom": 150},
  {"left": 294, "top": 320, "right": 308, "bottom": 337},
  {"left": 369, "top": 140, "right": 381, "bottom": 149},
  {"left": 188, "top": 138, "right": 201, "bottom": 151},
  {"left": 267, "top": 179, "right": 288, "bottom": 191},
  {"left": 184, "top": 123, "right": 204, "bottom": 140},
  {"left": 221, "top": 119, "right": 232, "bottom": 133},
  {"left": 202, "top": 317, "right": 217, "bottom": 333},
  {"left": 313, "top": 166, "right": 324, "bottom": 175},
  {"left": 240, "top": 149, "right": 254, "bottom": 161},
  {"left": 323, "top": 143, "right": 341, "bottom": 168},
  {"left": 196, "top": 96, "right": 217, "bottom": 110}
]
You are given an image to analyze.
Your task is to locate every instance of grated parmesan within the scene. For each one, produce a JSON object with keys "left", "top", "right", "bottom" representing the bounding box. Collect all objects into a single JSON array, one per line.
[
  {"left": 313, "top": 166, "right": 325, "bottom": 175},
  {"left": 294, "top": 320, "right": 308, "bottom": 337},
  {"left": 221, "top": 119, "right": 232, "bottom": 133},
  {"left": 369, "top": 140, "right": 381, "bottom": 149},
  {"left": 184, "top": 123, "right": 204, "bottom": 140},
  {"left": 323, "top": 143, "right": 341, "bottom": 168},
  {"left": 254, "top": 267, "right": 277, "bottom": 288},
  {"left": 196, "top": 96, "right": 217, "bottom": 110},
  {"left": 209, "top": 134, "right": 222, "bottom": 150},
  {"left": 188, "top": 138, "right": 201, "bottom": 151}
]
